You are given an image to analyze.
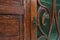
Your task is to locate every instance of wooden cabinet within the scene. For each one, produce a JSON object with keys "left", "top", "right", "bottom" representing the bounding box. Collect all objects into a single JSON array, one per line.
[
  {"left": 0, "top": 0, "right": 37, "bottom": 40},
  {"left": 0, "top": 0, "right": 24, "bottom": 40}
]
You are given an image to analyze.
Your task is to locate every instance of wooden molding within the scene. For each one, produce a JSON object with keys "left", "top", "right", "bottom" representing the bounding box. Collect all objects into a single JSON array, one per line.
[
  {"left": 31, "top": 0, "right": 37, "bottom": 40},
  {"left": 24, "top": 0, "right": 37, "bottom": 40}
]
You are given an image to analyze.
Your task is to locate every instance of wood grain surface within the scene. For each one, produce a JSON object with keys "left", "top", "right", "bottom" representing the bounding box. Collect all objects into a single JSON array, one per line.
[
  {"left": 0, "top": 15, "right": 24, "bottom": 40},
  {"left": 0, "top": 0, "right": 37, "bottom": 40}
]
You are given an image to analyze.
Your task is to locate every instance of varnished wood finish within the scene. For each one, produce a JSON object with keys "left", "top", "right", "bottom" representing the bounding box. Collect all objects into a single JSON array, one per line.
[
  {"left": 24, "top": 0, "right": 37, "bottom": 40},
  {"left": 31, "top": 0, "right": 37, "bottom": 40},
  {"left": 0, "top": 0, "right": 25, "bottom": 40},
  {"left": 0, "top": 0, "right": 37, "bottom": 40},
  {"left": 0, "top": 15, "right": 24, "bottom": 40},
  {"left": 0, "top": 0, "right": 24, "bottom": 14},
  {"left": 0, "top": 15, "right": 19, "bottom": 36},
  {"left": 25, "top": 0, "right": 31, "bottom": 40}
]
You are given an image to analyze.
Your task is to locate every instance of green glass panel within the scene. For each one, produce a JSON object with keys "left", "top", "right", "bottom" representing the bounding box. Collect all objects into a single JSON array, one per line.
[{"left": 36, "top": 0, "right": 60, "bottom": 40}]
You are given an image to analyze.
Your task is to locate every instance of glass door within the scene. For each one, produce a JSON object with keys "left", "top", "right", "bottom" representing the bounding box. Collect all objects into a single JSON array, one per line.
[{"left": 34, "top": 0, "right": 60, "bottom": 40}]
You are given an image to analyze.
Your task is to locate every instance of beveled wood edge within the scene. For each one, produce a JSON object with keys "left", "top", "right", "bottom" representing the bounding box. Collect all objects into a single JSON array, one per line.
[
  {"left": 31, "top": 0, "right": 37, "bottom": 40},
  {"left": 24, "top": 0, "right": 31, "bottom": 40},
  {"left": 24, "top": 0, "right": 37, "bottom": 40},
  {"left": 24, "top": 0, "right": 27, "bottom": 40}
]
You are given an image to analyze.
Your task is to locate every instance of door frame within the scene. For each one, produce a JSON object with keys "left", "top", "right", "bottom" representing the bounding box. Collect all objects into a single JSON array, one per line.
[{"left": 24, "top": 0, "right": 37, "bottom": 40}]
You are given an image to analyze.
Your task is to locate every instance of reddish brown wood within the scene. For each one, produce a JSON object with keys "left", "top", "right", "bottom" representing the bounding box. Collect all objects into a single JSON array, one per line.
[
  {"left": 0, "top": 15, "right": 19, "bottom": 40},
  {"left": 31, "top": 0, "right": 37, "bottom": 40},
  {"left": 0, "top": 0, "right": 37, "bottom": 40},
  {"left": 0, "top": 0, "right": 25, "bottom": 40},
  {"left": 0, "top": 0, "right": 24, "bottom": 14},
  {"left": 25, "top": 0, "right": 31, "bottom": 40}
]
